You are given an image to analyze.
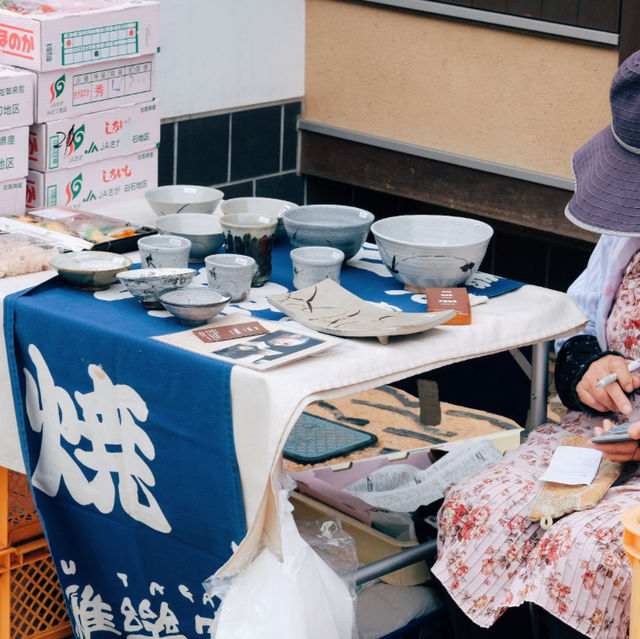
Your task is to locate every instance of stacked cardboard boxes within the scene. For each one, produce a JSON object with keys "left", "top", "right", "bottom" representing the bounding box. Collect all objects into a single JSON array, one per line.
[
  {"left": 0, "top": 0, "right": 161, "bottom": 212},
  {"left": 0, "top": 65, "right": 34, "bottom": 216}
]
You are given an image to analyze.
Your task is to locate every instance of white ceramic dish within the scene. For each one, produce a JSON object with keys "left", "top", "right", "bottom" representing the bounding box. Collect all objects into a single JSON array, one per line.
[
  {"left": 267, "top": 278, "right": 456, "bottom": 344},
  {"left": 50, "top": 251, "right": 132, "bottom": 291},
  {"left": 145, "top": 185, "right": 224, "bottom": 216},
  {"left": 117, "top": 267, "right": 196, "bottom": 309},
  {"left": 371, "top": 215, "right": 494, "bottom": 288},
  {"left": 158, "top": 287, "right": 231, "bottom": 326}
]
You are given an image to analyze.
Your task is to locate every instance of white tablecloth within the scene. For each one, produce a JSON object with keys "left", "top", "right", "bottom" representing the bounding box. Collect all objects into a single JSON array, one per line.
[{"left": 0, "top": 199, "right": 588, "bottom": 576}]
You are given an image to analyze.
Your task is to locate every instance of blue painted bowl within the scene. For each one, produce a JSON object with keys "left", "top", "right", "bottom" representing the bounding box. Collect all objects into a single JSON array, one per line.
[{"left": 281, "top": 204, "right": 375, "bottom": 261}]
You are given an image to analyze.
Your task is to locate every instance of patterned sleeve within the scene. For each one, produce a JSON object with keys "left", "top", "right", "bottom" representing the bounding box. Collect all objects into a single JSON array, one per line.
[{"left": 554, "top": 335, "right": 622, "bottom": 413}]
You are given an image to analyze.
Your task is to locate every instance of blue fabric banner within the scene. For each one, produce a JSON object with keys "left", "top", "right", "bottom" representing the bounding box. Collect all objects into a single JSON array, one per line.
[{"left": 4, "top": 278, "right": 246, "bottom": 639}]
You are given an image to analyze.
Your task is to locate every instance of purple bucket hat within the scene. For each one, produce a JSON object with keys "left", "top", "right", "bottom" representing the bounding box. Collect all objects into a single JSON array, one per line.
[{"left": 566, "top": 51, "right": 640, "bottom": 236}]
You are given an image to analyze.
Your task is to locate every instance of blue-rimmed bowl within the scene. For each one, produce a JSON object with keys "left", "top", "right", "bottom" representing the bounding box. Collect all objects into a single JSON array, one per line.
[{"left": 281, "top": 204, "right": 374, "bottom": 260}]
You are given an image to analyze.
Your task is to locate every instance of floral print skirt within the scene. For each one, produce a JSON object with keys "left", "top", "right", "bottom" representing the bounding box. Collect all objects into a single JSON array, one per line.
[{"left": 431, "top": 412, "right": 640, "bottom": 638}]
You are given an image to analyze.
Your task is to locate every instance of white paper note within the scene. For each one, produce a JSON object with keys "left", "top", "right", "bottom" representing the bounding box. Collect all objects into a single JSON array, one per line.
[{"left": 539, "top": 446, "right": 602, "bottom": 485}]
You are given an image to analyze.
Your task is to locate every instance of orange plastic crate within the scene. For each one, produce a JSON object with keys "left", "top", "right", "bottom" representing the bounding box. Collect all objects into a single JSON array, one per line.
[
  {"left": 0, "top": 536, "right": 71, "bottom": 639},
  {"left": 0, "top": 467, "right": 43, "bottom": 548}
]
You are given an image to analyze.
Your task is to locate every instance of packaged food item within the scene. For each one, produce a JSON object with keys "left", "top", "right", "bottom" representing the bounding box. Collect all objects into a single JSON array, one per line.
[
  {"left": 0, "top": 231, "right": 60, "bottom": 277},
  {"left": 1, "top": 206, "right": 155, "bottom": 252}
]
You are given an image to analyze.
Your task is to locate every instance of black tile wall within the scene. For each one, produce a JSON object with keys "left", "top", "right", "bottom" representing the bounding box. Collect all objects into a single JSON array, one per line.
[
  {"left": 219, "top": 181, "right": 254, "bottom": 200},
  {"left": 230, "top": 106, "right": 282, "bottom": 182},
  {"left": 256, "top": 172, "right": 305, "bottom": 204},
  {"left": 158, "top": 122, "right": 174, "bottom": 186},
  {"left": 283, "top": 102, "right": 301, "bottom": 171},
  {"left": 159, "top": 101, "right": 303, "bottom": 204},
  {"left": 176, "top": 114, "right": 229, "bottom": 185}
]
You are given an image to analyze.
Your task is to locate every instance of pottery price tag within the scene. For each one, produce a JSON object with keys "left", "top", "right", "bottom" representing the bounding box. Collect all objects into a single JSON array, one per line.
[{"left": 193, "top": 321, "right": 268, "bottom": 343}]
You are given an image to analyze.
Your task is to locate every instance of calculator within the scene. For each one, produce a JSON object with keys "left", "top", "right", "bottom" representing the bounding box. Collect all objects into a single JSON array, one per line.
[{"left": 591, "top": 422, "right": 634, "bottom": 444}]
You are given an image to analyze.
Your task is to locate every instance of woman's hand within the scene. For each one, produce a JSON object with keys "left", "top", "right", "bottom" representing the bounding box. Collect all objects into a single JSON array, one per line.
[
  {"left": 592, "top": 419, "right": 640, "bottom": 462},
  {"left": 575, "top": 354, "right": 640, "bottom": 414}
]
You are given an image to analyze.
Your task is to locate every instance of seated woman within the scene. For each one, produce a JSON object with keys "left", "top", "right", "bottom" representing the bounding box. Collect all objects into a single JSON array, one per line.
[{"left": 431, "top": 51, "right": 640, "bottom": 639}]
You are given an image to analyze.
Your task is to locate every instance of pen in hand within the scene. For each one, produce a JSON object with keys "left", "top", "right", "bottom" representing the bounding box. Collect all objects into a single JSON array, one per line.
[{"left": 595, "top": 359, "right": 640, "bottom": 387}]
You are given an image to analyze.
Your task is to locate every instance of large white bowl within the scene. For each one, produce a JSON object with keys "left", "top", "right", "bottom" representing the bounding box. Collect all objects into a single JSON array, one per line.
[
  {"left": 145, "top": 185, "right": 224, "bottom": 216},
  {"left": 281, "top": 204, "right": 374, "bottom": 260},
  {"left": 155, "top": 213, "right": 224, "bottom": 261},
  {"left": 371, "top": 214, "right": 494, "bottom": 288}
]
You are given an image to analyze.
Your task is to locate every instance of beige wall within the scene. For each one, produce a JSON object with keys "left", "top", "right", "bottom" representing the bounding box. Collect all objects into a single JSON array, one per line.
[{"left": 305, "top": 0, "right": 619, "bottom": 179}]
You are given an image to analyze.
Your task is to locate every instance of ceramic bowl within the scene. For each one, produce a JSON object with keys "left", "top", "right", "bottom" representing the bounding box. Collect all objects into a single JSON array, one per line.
[
  {"left": 158, "top": 287, "right": 231, "bottom": 326},
  {"left": 371, "top": 214, "right": 494, "bottom": 288},
  {"left": 220, "top": 197, "right": 298, "bottom": 241},
  {"left": 281, "top": 204, "right": 375, "bottom": 260},
  {"left": 117, "top": 267, "right": 196, "bottom": 309},
  {"left": 144, "top": 185, "right": 224, "bottom": 216},
  {"left": 155, "top": 213, "right": 224, "bottom": 261},
  {"left": 50, "top": 251, "right": 132, "bottom": 291}
]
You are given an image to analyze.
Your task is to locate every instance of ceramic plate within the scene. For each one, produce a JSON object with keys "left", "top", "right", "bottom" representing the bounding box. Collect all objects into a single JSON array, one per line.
[{"left": 267, "top": 278, "right": 456, "bottom": 344}]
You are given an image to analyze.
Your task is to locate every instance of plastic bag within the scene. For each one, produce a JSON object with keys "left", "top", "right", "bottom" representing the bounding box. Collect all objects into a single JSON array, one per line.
[{"left": 203, "top": 485, "right": 357, "bottom": 639}]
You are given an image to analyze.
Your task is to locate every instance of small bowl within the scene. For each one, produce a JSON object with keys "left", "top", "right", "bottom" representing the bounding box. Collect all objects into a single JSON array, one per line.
[
  {"left": 155, "top": 213, "right": 224, "bottom": 261},
  {"left": 281, "top": 204, "right": 374, "bottom": 260},
  {"left": 50, "top": 251, "right": 132, "bottom": 291},
  {"left": 145, "top": 185, "right": 224, "bottom": 216},
  {"left": 118, "top": 267, "right": 196, "bottom": 309},
  {"left": 370, "top": 214, "right": 494, "bottom": 288},
  {"left": 159, "top": 287, "right": 231, "bottom": 326},
  {"left": 220, "top": 197, "right": 298, "bottom": 241}
]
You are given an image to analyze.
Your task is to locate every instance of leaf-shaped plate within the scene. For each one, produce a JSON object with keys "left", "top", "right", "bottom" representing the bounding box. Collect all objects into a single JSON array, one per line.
[{"left": 267, "top": 278, "right": 456, "bottom": 344}]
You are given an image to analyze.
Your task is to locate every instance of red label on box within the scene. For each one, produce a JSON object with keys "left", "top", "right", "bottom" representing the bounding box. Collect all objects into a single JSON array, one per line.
[{"left": 425, "top": 287, "right": 471, "bottom": 325}]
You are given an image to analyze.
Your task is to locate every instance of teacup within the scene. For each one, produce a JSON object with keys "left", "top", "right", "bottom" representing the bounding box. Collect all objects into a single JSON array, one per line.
[
  {"left": 290, "top": 246, "right": 345, "bottom": 289},
  {"left": 138, "top": 234, "right": 191, "bottom": 269},
  {"left": 205, "top": 253, "right": 256, "bottom": 302},
  {"left": 218, "top": 214, "right": 278, "bottom": 287}
]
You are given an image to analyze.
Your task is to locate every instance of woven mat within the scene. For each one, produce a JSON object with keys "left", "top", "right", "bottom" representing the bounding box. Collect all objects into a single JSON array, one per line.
[{"left": 284, "top": 385, "right": 522, "bottom": 472}]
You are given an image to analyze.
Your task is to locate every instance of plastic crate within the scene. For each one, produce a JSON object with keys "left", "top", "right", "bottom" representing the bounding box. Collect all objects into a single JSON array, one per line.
[
  {"left": 0, "top": 536, "right": 71, "bottom": 639},
  {"left": 0, "top": 467, "right": 43, "bottom": 548},
  {"left": 622, "top": 504, "right": 640, "bottom": 639}
]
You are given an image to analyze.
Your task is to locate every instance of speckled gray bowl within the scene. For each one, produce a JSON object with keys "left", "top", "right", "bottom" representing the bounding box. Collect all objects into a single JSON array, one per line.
[
  {"left": 159, "top": 287, "right": 231, "bottom": 326},
  {"left": 281, "top": 204, "right": 374, "bottom": 260},
  {"left": 371, "top": 214, "right": 494, "bottom": 288},
  {"left": 51, "top": 251, "right": 132, "bottom": 291},
  {"left": 155, "top": 213, "right": 224, "bottom": 262},
  {"left": 118, "top": 267, "right": 196, "bottom": 309}
]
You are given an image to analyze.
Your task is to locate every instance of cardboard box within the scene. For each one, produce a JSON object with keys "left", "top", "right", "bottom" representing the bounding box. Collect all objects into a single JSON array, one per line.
[
  {"left": 0, "top": 177, "right": 26, "bottom": 216},
  {"left": 35, "top": 53, "right": 155, "bottom": 123},
  {"left": 26, "top": 147, "right": 157, "bottom": 210},
  {"left": 0, "top": 66, "right": 34, "bottom": 130},
  {"left": 29, "top": 100, "right": 159, "bottom": 171},
  {"left": 0, "top": 126, "right": 29, "bottom": 182},
  {"left": 0, "top": 1, "right": 160, "bottom": 72}
]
